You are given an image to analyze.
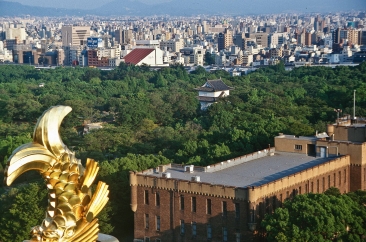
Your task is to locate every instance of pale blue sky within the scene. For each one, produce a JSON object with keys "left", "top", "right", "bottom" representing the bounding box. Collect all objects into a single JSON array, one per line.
[
  {"left": 5, "top": 0, "right": 171, "bottom": 9},
  {"left": 4, "top": 0, "right": 366, "bottom": 11}
]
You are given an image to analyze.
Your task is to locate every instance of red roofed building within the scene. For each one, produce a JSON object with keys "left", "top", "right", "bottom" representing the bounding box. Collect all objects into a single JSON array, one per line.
[{"left": 123, "top": 47, "right": 168, "bottom": 66}]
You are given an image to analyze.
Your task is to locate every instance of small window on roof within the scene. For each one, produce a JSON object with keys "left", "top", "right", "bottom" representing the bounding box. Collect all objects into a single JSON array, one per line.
[{"left": 295, "top": 145, "right": 302, "bottom": 150}]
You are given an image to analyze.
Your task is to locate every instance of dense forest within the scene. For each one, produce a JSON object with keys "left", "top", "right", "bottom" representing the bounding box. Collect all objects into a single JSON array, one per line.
[{"left": 0, "top": 62, "right": 366, "bottom": 241}]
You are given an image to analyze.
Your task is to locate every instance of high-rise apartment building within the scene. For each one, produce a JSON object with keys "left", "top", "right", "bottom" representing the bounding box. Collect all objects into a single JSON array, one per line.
[
  {"left": 61, "top": 26, "right": 90, "bottom": 47},
  {"left": 218, "top": 29, "right": 233, "bottom": 51}
]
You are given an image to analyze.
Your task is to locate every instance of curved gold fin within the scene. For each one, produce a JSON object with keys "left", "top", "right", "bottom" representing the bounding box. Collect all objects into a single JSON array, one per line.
[
  {"left": 80, "top": 158, "right": 99, "bottom": 189},
  {"left": 33, "top": 105, "right": 72, "bottom": 159},
  {"left": 85, "top": 181, "right": 109, "bottom": 222},
  {"left": 66, "top": 218, "right": 99, "bottom": 242},
  {"left": 5, "top": 143, "right": 57, "bottom": 186}
]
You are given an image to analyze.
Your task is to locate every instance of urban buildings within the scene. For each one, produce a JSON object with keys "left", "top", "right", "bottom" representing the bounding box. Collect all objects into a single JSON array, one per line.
[
  {"left": 0, "top": 11, "right": 365, "bottom": 69},
  {"left": 130, "top": 116, "right": 366, "bottom": 241}
]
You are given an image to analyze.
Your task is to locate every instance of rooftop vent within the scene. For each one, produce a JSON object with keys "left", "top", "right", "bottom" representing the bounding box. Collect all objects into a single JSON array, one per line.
[
  {"left": 162, "top": 172, "right": 171, "bottom": 178},
  {"left": 184, "top": 165, "right": 194, "bottom": 173},
  {"left": 191, "top": 176, "right": 200, "bottom": 182}
]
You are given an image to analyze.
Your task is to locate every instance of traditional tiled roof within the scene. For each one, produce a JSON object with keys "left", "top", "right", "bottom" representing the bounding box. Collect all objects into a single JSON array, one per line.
[
  {"left": 195, "top": 79, "right": 234, "bottom": 92},
  {"left": 123, "top": 48, "right": 154, "bottom": 65}
]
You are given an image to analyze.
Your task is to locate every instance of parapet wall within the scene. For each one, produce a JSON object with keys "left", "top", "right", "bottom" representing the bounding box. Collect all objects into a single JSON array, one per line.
[
  {"left": 248, "top": 155, "right": 351, "bottom": 202},
  {"left": 205, "top": 148, "right": 275, "bottom": 172}
]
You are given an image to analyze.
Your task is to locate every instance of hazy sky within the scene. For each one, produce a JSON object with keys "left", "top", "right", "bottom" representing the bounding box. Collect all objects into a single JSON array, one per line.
[
  {"left": 3, "top": 0, "right": 366, "bottom": 11},
  {"left": 5, "top": 0, "right": 171, "bottom": 9}
]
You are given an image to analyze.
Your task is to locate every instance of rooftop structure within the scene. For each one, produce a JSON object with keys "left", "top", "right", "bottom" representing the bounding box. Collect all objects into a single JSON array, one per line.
[{"left": 195, "top": 79, "right": 234, "bottom": 110}]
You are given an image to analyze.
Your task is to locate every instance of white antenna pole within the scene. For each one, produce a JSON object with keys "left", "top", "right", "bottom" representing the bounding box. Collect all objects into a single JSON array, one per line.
[{"left": 353, "top": 90, "right": 356, "bottom": 120}]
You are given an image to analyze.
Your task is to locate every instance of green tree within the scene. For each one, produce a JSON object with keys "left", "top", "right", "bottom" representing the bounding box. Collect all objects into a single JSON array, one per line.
[
  {"left": 262, "top": 191, "right": 366, "bottom": 241},
  {"left": 0, "top": 182, "right": 47, "bottom": 242}
]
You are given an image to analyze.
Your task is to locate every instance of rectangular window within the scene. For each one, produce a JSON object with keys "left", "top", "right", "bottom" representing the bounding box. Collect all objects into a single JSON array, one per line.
[
  {"left": 235, "top": 203, "right": 240, "bottom": 219},
  {"left": 236, "top": 233, "right": 241, "bottom": 242},
  {"left": 156, "top": 216, "right": 160, "bottom": 231},
  {"left": 155, "top": 239, "right": 161, "bottom": 242},
  {"left": 155, "top": 193, "right": 160, "bottom": 206},
  {"left": 286, "top": 191, "right": 289, "bottom": 199},
  {"left": 295, "top": 144, "right": 302, "bottom": 150},
  {"left": 334, "top": 173, "right": 336, "bottom": 187},
  {"left": 323, "top": 177, "right": 325, "bottom": 192},
  {"left": 207, "top": 199, "right": 212, "bottom": 215},
  {"left": 144, "top": 237, "right": 150, "bottom": 242},
  {"left": 317, "top": 179, "right": 319, "bottom": 193},
  {"left": 180, "top": 195, "right": 184, "bottom": 210},
  {"left": 344, "top": 169, "right": 347, "bottom": 183},
  {"left": 311, "top": 182, "right": 313, "bottom": 193},
  {"left": 299, "top": 186, "right": 302, "bottom": 195},
  {"left": 364, "top": 168, "right": 366, "bottom": 181},
  {"left": 207, "top": 224, "right": 212, "bottom": 240},
  {"left": 223, "top": 227, "right": 228, "bottom": 242},
  {"left": 145, "top": 190, "right": 149, "bottom": 205},
  {"left": 279, "top": 194, "right": 283, "bottom": 203},
  {"left": 192, "top": 222, "right": 197, "bottom": 237},
  {"left": 328, "top": 175, "right": 330, "bottom": 189},
  {"left": 222, "top": 201, "right": 227, "bottom": 217},
  {"left": 192, "top": 197, "right": 196, "bottom": 213},
  {"left": 180, "top": 220, "right": 185, "bottom": 235},
  {"left": 305, "top": 184, "right": 308, "bottom": 193},
  {"left": 145, "top": 214, "right": 149, "bottom": 229},
  {"left": 339, "top": 171, "right": 341, "bottom": 185}
]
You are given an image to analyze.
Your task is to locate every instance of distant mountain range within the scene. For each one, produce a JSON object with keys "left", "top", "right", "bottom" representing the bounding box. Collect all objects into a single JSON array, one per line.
[{"left": 0, "top": 0, "right": 365, "bottom": 16}]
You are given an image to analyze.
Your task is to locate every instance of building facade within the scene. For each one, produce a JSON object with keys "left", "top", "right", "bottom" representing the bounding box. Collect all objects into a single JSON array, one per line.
[{"left": 130, "top": 117, "right": 366, "bottom": 242}]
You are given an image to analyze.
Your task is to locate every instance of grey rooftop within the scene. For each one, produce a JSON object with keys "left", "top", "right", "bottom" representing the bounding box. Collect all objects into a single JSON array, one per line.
[{"left": 147, "top": 152, "right": 335, "bottom": 188}]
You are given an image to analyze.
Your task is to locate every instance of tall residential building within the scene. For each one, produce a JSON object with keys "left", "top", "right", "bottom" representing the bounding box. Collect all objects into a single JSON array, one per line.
[
  {"left": 5, "top": 27, "right": 26, "bottom": 41},
  {"left": 249, "top": 32, "right": 269, "bottom": 48},
  {"left": 115, "top": 29, "right": 133, "bottom": 44},
  {"left": 218, "top": 29, "right": 233, "bottom": 51},
  {"left": 61, "top": 26, "right": 90, "bottom": 47}
]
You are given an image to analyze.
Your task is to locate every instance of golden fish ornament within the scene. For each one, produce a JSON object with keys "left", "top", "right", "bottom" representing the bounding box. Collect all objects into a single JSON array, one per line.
[{"left": 4, "top": 106, "right": 109, "bottom": 242}]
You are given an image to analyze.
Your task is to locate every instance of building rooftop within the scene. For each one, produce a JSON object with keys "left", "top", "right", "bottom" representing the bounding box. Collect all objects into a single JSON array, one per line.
[
  {"left": 147, "top": 151, "right": 335, "bottom": 188},
  {"left": 195, "top": 79, "right": 234, "bottom": 92},
  {"left": 123, "top": 48, "right": 154, "bottom": 65}
]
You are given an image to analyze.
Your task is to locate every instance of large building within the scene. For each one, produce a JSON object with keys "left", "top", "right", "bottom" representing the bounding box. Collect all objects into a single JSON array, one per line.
[
  {"left": 61, "top": 25, "right": 90, "bottom": 47},
  {"left": 130, "top": 117, "right": 366, "bottom": 242}
]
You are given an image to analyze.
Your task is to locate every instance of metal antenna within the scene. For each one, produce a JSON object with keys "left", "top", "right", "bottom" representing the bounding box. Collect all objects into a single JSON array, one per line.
[{"left": 353, "top": 90, "right": 356, "bottom": 120}]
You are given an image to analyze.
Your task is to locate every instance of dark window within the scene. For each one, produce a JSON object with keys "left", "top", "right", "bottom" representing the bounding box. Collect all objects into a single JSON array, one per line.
[
  {"left": 339, "top": 171, "right": 341, "bottom": 185},
  {"left": 156, "top": 216, "right": 160, "bottom": 231},
  {"left": 299, "top": 186, "right": 302, "bottom": 195},
  {"left": 235, "top": 203, "right": 240, "bottom": 219},
  {"left": 192, "top": 222, "right": 197, "bottom": 237},
  {"left": 323, "top": 177, "right": 325, "bottom": 192},
  {"left": 295, "top": 144, "right": 302, "bottom": 150},
  {"left": 207, "top": 224, "right": 212, "bottom": 240},
  {"left": 317, "top": 179, "right": 319, "bottom": 193},
  {"left": 180, "top": 195, "right": 184, "bottom": 210},
  {"left": 145, "top": 237, "right": 150, "bottom": 242},
  {"left": 145, "top": 214, "right": 149, "bottom": 229},
  {"left": 207, "top": 199, "right": 212, "bottom": 215},
  {"left": 192, "top": 197, "right": 196, "bottom": 212},
  {"left": 328, "top": 175, "right": 330, "bottom": 189},
  {"left": 334, "top": 173, "right": 336, "bottom": 186},
  {"left": 155, "top": 193, "right": 160, "bottom": 206},
  {"left": 145, "top": 190, "right": 149, "bottom": 205},
  {"left": 180, "top": 220, "right": 185, "bottom": 235},
  {"left": 222, "top": 201, "right": 227, "bottom": 217},
  {"left": 311, "top": 182, "right": 313, "bottom": 193},
  {"left": 223, "top": 227, "right": 228, "bottom": 242}
]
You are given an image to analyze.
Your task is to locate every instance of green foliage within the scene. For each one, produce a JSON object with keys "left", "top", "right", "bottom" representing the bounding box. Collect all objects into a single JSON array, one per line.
[
  {"left": 262, "top": 189, "right": 366, "bottom": 241},
  {"left": 1, "top": 63, "right": 366, "bottom": 239},
  {"left": 0, "top": 182, "right": 47, "bottom": 242}
]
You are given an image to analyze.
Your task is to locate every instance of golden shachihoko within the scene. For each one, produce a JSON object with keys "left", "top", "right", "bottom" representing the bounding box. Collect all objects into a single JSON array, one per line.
[{"left": 4, "top": 106, "right": 109, "bottom": 242}]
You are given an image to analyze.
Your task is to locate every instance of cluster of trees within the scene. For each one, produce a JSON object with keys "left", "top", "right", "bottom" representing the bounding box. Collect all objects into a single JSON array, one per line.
[
  {"left": 0, "top": 62, "right": 366, "bottom": 240},
  {"left": 262, "top": 188, "right": 366, "bottom": 241}
]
